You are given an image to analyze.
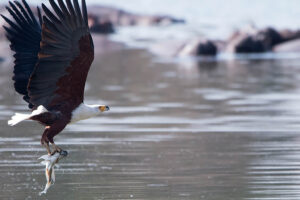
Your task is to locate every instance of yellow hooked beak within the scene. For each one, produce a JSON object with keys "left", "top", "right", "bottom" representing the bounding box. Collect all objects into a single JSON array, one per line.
[{"left": 99, "top": 105, "right": 110, "bottom": 112}]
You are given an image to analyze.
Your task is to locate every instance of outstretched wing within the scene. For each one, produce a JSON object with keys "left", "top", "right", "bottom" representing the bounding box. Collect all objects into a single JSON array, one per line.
[
  {"left": 1, "top": 0, "right": 42, "bottom": 109},
  {"left": 28, "top": 0, "right": 94, "bottom": 113}
]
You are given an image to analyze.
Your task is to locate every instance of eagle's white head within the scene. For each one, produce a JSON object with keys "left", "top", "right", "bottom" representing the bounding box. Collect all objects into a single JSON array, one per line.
[{"left": 70, "top": 103, "right": 110, "bottom": 123}]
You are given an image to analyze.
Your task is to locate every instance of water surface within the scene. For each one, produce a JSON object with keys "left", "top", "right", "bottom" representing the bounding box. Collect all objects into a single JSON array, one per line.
[{"left": 1, "top": 39, "right": 300, "bottom": 199}]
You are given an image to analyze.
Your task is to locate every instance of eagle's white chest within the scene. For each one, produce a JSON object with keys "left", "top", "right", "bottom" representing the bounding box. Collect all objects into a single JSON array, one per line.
[{"left": 70, "top": 103, "right": 99, "bottom": 123}]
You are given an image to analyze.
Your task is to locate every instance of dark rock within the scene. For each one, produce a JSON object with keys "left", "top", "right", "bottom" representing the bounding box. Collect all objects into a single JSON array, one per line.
[
  {"left": 88, "top": 15, "right": 114, "bottom": 34},
  {"left": 235, "top": 37, "right": 265, "bottom": 53},
  {"left": 178, "top": 39, "right": 217, "bottom": 56},
  {"left": 226, "top": 27, "right": 283, "bottom": 53},
  {"left": 273, "top": 39, "right": 300, "bottom": 52},
  {"left": 90, "top": 21, "right": 114, "bottom": 34},
  {"left": 148, "top": 15, "right": 185, "bottom": 26},
  {"left": 255, "top": 27, "right": 283, "bottom": 50},
  {"left": 196, "top": 40, "right": 217, "bottom": 56},
  {"left": 227, "top": 32, "right": 264, "bottom": 53}
]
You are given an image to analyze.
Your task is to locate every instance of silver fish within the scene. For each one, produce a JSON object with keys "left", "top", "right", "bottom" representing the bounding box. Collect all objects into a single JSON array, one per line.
[{"left": 38, "top": 151, "right": 68, "bottom": 195}]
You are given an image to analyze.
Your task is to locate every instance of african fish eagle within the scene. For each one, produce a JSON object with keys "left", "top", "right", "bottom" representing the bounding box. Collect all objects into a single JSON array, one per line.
[{"left": 2, "top": 0, "right": 110, "bottom": 156}]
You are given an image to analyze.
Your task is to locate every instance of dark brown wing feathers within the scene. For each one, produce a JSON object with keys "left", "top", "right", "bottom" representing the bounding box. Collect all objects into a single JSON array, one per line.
[
  {"left": 28, "top": 0, "right": 94, "bottom": 113},
  {"left": 1, "top": 0, "right": 42, "bottom": 109},
  {"left": 48, "top": 35, "right": 94, "bottom": 112},
  {"left": 2, "top": 0, "right": 93, "bottom": 111}
]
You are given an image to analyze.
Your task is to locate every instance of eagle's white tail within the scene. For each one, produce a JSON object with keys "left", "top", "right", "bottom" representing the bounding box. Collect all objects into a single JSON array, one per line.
[
  {"left": 8, "top": 113, "right": 31, "bottom": 126},
  {"left": 8, "top": 106, "right": 48, "bottom": 126}
]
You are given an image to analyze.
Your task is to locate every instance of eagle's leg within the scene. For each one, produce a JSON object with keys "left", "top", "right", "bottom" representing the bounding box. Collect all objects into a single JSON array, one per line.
[
  {"left": 44, "top": 143, "right": 51, "bottom": 155},
  {"left": 42, "top": 123, "right": 68, "bottom": 157},
  {"left": 47, "top": 122, "right": 68, "bottom": 156},
  {"left": 50, "top": 142, "right": 68, "bottom": 157},
  {"left": 41, "top": 127, "right": 51, "bottom": 155},
  {"left": 50, "top": 142, "right": 62, "bottom": 154}
]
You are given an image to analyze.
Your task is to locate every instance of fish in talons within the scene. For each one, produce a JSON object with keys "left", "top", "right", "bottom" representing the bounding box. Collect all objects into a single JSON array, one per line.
[{"left": 39, "top": 151, "right": 68, "bottom": 195}]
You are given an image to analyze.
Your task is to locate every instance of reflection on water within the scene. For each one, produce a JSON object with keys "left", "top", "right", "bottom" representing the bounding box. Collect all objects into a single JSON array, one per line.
[{"left": 1, "top": 42, "right": 300, "bottom": 199}]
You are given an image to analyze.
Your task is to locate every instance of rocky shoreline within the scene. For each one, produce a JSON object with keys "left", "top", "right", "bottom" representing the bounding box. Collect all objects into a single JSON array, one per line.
[
  {"left": 0, "top": 4, "right": 185, "bottom": 36},
  {"left": 168, "top": 27, "right": 300, "bottom": 57},
  {"left": 0, "top": 4, "right": 184, "bottom": 61},
  {"left": 1, "top": 4, "right": 300, "bottom": 58}
]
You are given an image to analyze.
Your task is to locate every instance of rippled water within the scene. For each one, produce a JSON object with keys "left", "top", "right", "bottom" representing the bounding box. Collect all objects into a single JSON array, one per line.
[{"left": 1, "top": 38, "right": 300, "bottom": 199}]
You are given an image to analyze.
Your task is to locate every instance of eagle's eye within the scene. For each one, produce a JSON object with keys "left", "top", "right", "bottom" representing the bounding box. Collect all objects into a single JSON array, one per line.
[{"left": 99, "top": 105, "right": 110, "bottom": 112}]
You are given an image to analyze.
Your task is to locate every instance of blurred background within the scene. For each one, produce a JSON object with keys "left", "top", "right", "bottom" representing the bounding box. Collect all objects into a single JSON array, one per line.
[{"left": 2, "top": 0, "right": 300, "bottom": 199}]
